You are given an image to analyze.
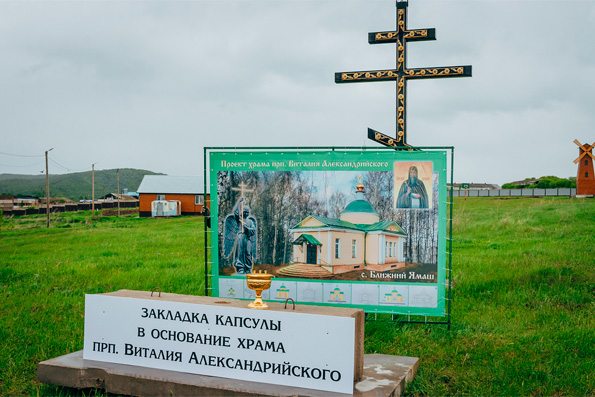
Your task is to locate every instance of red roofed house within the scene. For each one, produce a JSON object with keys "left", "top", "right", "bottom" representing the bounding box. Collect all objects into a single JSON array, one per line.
[{"left": 137, "top": 175, "right": 209, "bottom": 217}]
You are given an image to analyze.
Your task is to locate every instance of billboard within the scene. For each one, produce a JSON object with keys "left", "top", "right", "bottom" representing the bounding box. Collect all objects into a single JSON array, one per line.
[{"left": 209, "top": 149, "right": 447, "bottom": 316}]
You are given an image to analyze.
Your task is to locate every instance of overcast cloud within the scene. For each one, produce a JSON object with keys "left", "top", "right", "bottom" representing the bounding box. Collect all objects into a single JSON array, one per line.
[{"left": 1, "top": 0, "right": 593, "bottom": 185}]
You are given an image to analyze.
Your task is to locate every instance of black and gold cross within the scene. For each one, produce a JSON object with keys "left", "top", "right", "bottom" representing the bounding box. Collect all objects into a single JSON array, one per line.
[{"left": 335, "top": 1, "right": 471, "bottom": 148}]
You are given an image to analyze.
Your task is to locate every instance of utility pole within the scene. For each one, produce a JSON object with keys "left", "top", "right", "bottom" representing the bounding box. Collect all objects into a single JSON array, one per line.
[
  {"left": 117, "top": 169, "right": 120, "bottom": 216},
  {"left": 45, "top": 148, "right": 53, "bottom": 228},
  {"left": 92, "top": 163, "right": 96, "bottom": 214}
]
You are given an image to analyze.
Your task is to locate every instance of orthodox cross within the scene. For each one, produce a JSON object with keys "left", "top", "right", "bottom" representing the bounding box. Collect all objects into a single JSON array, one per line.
[
  {"left": 231, "top": 182, "right": 254, "bottom": 231},
  {"left": 335, "top": 1, "right": 472, "bottom": 148}
]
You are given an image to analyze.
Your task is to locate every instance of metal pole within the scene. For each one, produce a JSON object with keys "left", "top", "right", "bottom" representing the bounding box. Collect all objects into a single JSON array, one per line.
[
  {"left": 448, "top": 147, "right": 455, "bottom": 330},
  {"left": 92, "top": 163, "right": 95, "bottom": 214},
  {"left": 45, "top": 148, "right": 53, "bottom": 227},
  {"left": 117, "top": 169, "right": 120, "bottom": 216},
  {"left": 204, "top": 147, "right": 209, "bottom": 296}
]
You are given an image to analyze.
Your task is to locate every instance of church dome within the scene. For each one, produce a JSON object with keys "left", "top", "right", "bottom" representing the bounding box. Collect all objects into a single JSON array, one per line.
[
  {"left": 343, "top": 199, "right": 377, "bottom": 214},
  {"left": 339, "top": 182, "right": 380, "bottom": 225}
]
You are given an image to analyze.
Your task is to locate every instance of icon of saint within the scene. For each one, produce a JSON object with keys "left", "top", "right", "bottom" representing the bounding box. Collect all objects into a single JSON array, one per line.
[{"left": 396, "top": 165, "right": 429, "bottom": 209}]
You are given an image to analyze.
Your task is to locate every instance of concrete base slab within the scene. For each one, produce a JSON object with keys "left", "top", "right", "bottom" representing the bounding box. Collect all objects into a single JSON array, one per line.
[{"left": 38, "top": 351, "right": 418, "bottom": 396}]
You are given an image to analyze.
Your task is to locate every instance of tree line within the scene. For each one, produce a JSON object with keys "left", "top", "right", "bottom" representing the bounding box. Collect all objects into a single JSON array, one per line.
[{"left": 502, "top": 176, "right": 576, "bottom": 189}]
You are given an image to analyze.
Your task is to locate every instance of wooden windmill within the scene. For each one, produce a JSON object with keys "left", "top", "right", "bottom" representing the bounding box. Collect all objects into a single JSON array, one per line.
[{"left": 573, "top": 139, "right": 595, "bottom": 197}]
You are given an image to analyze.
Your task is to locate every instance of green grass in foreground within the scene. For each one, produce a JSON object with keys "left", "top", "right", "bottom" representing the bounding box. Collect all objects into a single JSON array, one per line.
[
  {"left": 1, "top": 198, "right": 594, "bottom": 395},
  {"left": 1, "top": 211, "right": 206, "bottom": 396},
  {"left": 366, "top": 197, "right": 595, "bottom": 396}
]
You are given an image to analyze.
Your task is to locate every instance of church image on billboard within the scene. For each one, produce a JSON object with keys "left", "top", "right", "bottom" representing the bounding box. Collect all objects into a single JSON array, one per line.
[{"left": 284, "top": 181, "right": 407, "bottom": 276}]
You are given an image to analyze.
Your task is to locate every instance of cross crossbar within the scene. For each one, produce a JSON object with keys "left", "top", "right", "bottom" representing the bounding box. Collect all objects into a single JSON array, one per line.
[
  {"left": 337, "top": 66, "right": 471, "bottom": 83},
  {"left": 231, "top": 182, "right": 254, "bottom": 197},
  {"left": 368, "top": 28, "right": 436, "bottom": 44}
]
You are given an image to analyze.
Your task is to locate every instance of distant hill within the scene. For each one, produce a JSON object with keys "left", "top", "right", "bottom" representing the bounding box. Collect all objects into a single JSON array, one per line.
[
  {"left": 0, "top": 168, "right": 164, "bottom": 201},
  {"left": 0, "top": 174, "right": 45, "bottom": 181}
]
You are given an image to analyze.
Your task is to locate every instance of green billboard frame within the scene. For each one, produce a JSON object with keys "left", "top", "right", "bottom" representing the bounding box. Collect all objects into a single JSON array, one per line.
[{"left": 203, "top": 146, "right": 454, "bottom": 326}]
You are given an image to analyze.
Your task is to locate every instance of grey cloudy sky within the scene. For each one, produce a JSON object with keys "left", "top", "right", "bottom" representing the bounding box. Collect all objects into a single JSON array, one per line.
[{"left": 1, "top": 0, "right": 593, "bottom": 185}]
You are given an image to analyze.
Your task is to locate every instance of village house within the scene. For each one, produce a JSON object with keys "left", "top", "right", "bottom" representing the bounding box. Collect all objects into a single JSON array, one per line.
[
  {"left": 13, "top": 195, "right": 41, "bottom": 208},
  {"left": 101, "top": 193, "right": 137, "bottom": 201},
  {"left": 452, "top": 183, "right": 501, "bottom": 190},
  {"left": 137, "top": 175, "right": 209, "bottom": 217},
  {"left": 0, "top": 195, "right": 14, "bottom": 212}
]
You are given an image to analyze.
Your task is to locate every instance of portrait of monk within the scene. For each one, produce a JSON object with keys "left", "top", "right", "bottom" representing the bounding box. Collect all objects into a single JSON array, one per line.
[{"left": 396, "top": 165, "right": 429, "bottom": 209}]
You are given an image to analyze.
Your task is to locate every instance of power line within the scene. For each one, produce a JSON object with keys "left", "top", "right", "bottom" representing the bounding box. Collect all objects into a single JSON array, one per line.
[
  {"left": 0, "top": 151, "right": 44, "bottom": 158},
  {"left": 0, "top": 157, "right": 89, "bottom": 173},
  {"left": 0, "top": 160, "right": 45, "bottom": 168},
  {"left": 48, "top": 158, "right": 90, "bottom": 173}
]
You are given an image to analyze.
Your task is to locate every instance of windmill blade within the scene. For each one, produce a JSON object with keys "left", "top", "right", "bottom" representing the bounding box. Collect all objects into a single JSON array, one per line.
[
  {"left": 574, "top": 151, "right": 586, "bottom": 164},
  {"left": 575, "top": 142, "right": 595, "bottom": 163},
  {"left": 574, "top": 139, "right": 582, "bottom": 147}
]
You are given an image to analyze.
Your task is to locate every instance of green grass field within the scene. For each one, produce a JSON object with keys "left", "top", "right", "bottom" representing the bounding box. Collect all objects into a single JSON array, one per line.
[{"left": 1, "top": 197, "right": 594, "bottom": 395}]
